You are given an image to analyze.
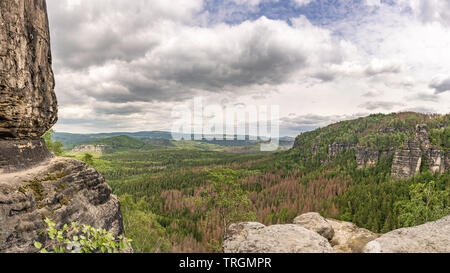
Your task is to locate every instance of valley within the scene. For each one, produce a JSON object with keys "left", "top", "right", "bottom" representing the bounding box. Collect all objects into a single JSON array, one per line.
[{"left": 57, "top": 112, "right": 449, "bottom": 253}]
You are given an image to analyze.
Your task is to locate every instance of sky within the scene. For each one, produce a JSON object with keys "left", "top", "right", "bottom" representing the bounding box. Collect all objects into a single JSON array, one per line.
[{"left": 46, "top": 0, "right": 450, "bottom": 136}]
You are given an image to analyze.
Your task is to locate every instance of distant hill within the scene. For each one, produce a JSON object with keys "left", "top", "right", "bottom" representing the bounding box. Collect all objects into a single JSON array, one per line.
[{"left": 55, "top": 130, "right": 295, "bottom": 150}]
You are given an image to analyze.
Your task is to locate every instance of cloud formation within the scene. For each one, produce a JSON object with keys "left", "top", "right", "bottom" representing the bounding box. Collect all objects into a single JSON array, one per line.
[{"left": 47, "top": 0, "right": 450, "bottom": 135}]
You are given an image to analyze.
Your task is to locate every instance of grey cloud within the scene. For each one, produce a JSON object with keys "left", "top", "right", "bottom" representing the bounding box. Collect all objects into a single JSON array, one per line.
[
  {"left": 359, "top": 101, "right": 405, "bottom": 111},
  {"left": 365, "top": 62, "right": 401, "bottom": 76},
  {"left": 406, "top": 92, "right": 439, "bottom": 103},
  {"left": 280, "top": 112, "right": 368, "bottom": 132},
  {"left": 429, "top": 77, "right": 450, "bottom": 94}
]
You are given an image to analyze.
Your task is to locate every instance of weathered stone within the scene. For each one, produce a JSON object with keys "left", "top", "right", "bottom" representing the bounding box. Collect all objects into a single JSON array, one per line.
[
  {"left": 0, "top": 0, "right": 57, "bottom": 139},
  {"left": 328, "top": 142, "right": 355, "bottom": 158},
  {"left": 363, "top": 216, "right": 450, "bottom": 253},
  {"left": 327, "top": 219, "right": 379, "bottom": 253},
  {"left": 427, "top": 148, "right": 446, "bottom": 175},
  {"left": 391, "top": 138, "right": 422, "bottom": 179},
  {"left": 223, "top": 222, "right": 333, "bottom": 253},
  {"left": 0, "top": 139, "right": 51, "bottom": 173},
  {"left": 355, "top": 147, "right": 381, "bottom": 169},
  {"left": 0, "top": 157, "right": 124, "bottom": 253},
  {"left": 293, "top": 212, "right": 334, "bottom": 240}
]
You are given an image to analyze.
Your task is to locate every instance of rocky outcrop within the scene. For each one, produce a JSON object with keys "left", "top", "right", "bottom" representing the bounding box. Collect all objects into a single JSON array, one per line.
[
  {"left": 0, "top": 157, "right": 123, "bottom": 253},
  {"left": 391, "top": 139, "right": 422, "bottom": 179},
  {"left": 223, "top": 222, "right": 333, "bottom": 253},
  {"left": 0, "top": 0, "right": 125, "bottom": 253},
  {"left": 391, "top": 124, "right": 448, "bottom": 179},
  {"left": 328, "top": 143, "right": 355, "bottom": 157},
  {"left": 293, "top": 212, "right": 334, "bottom": 240},
  {"left": 0, "top": 0, "right": 57, "bottom": 139},
  {"left": 72, "top": 145, "right": 109, "bottom": 153},
  {"left": 363, "top": 215, "right": 450, "bottom": 253},
  {"left": 224, "top": 212, "right": 450, "bottom": 253}
]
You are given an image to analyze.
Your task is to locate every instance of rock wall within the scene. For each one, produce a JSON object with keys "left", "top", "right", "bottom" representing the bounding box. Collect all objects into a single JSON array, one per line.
[
  {"left": 391, "top": 139, "right": 422, "bottom": 179},
  {"left": 391, "top": 124, "right": 448, "bottom": 179},
  {"left": 326, "top": 124, "right": 448, "bottom": 179}
]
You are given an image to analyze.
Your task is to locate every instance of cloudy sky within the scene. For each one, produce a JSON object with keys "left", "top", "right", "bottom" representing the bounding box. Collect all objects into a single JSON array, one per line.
[{"left": 47, "top": 0, "right": 450, "bottom": 136}]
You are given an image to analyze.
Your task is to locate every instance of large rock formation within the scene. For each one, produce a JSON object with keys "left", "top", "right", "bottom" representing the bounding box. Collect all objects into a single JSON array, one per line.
[
  {"left": 391, "top": 124, "right": 449, "bottom": 179},
  {"left": 224, "top": 213, "right": 450, "bottom": 253},
  {"left": 0, "top": 0, "right": 125, "bottom": 253},
  {"left": 0, "top": 158, "right": 123, "bottom": 252},
  {"left": 326, "top": 124, "right": 448, "bottom": 179},
  {"left": 363, "top": 215, "right": 450, "bottom": 253},
  {"left": 0, "top": 0, "right": 57, "bottom": 139},
  {"left": 390, "top": 138, "right": 422, "bottom": 179},
  {"left": 223, "top": 222, "right": 333, "bottom": 253}
]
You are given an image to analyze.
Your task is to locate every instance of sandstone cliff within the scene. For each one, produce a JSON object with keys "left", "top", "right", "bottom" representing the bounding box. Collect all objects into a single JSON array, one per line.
[
  {"left": 0, "top": 0, "right": 125, "bottom": 253},
  {"left": 326, "top": 124, "right": 448, "bottom": 179},
  {"left": 223, "top": 212, "right": 450, "bottom": 253}
]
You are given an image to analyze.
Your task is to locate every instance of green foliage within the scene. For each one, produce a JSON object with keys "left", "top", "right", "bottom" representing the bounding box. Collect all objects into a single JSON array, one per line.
[
  {"left": 34, "top": 218, "right": 132, "bottom": 253},
  {"left": 120, "top": 194, "right": 171, "bottom": 253},
  {"left": 81, "top": 153, "right": 94, "bottom": 166},
  {"left": 42, "top": 129, "right": 64, "bottom": 156},
  {"left": 198, "top": 168, "right": 256, "bottom": 252},
  {"left": 395, "top": 181, "right": 449, "bottom": 227}
]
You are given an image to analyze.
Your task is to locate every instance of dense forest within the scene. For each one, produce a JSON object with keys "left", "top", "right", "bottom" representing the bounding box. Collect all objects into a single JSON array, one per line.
[{"left": 54, "top": 112, "right": 449, "bottom": 253}]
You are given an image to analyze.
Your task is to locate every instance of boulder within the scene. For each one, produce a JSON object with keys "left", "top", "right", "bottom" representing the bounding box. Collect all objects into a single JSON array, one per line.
[
  {"left": 363, "top": 216, "right": 450, "bottom": 253},
  {"left": 0, "top": 0, "right": 58, "bottom": 139},
  {"left": 293, "top": 212, "right": 334, "bottom": 240},
  {"left": 327, "top": 219, "right": 379, "bottom": 253},
  {"left": 223, "top": 222, "right": 333, "bottom": 253},
  {"left": 0, "top": 157, "right": 124, "bottom": 253}
]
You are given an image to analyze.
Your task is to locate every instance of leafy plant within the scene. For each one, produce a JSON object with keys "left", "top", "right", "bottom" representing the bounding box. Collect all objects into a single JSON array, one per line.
[{"left": 34, "top": 218, "right": 132, "bottom": 253}]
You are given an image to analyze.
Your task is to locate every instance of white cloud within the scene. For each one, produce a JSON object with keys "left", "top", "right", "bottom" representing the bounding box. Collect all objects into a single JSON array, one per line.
[{"left": 46, "top": 0, "right": 450, "bottom": 135}]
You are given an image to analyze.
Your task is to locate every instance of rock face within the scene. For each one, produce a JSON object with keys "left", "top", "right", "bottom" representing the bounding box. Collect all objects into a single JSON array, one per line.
[
  {"left": 0, "top": 157, "right": 124, "bottom": 253},
  {"left": 328, "top": 143, "right": 355, "bottom": 157},
  {"left": 0, "top": 0, "right": 126, "bottom": 253},
  {"left": 326, "top": 125, "right": 448, "bottom": 179},
  {"left": 0, "top": 139, "right": 51, "bottom": 173},
  {"left": 391, "top": 124, "right": 449, "bottom": 179},
  {"left": 0, "top": 0, "right": 57, "bottom": 139},
  {"left": 72, "top": 145, "right": 109, "bottom": 153},
  {"left": 223, "top": 222, "right": 333, "bottom": 253},
  {"left": 391, "top": 139, "right": 422, "bottom": 179},
  {"left": 293, "top": 212, "right": 334, "bottom": 240},
  {"left": 363, "top": 216, "right": 450, "bottom": 253}
]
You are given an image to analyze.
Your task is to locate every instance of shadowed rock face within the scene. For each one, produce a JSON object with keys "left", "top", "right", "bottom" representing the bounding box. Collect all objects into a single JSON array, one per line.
[
  {"left": 0, "top": 158, "right": 124, "bottom": 253},
  {"left": 0, "top": 0, "right": 57, "bottom": 140}
]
